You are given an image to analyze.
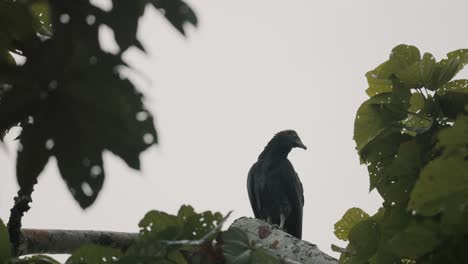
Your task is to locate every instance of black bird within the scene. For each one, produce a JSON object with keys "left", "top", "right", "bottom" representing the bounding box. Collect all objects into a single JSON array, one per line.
[{"left": 247, "top": 130, "right": 306, "bottom": 239}]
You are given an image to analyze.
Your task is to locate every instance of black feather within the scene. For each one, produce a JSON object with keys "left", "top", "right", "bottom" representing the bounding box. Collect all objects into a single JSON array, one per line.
[{"left": 247, "top": 130, "right": 306, "bottom": 239}]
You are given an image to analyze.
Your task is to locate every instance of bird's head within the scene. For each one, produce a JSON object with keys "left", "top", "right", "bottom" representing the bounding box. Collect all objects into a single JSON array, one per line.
[{"left": 274, "top": 130, "right": 307, "bottom": 150}]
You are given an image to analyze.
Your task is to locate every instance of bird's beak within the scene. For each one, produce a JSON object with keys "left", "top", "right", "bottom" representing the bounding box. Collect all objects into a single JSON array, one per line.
[{"left": 295, "top": 139, "right": 307, "bottom": 150}]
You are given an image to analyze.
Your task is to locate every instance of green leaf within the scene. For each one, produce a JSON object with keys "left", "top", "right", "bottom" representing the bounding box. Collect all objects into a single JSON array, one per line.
[
  {"left": 16, "top": 119, "right": 52, "bottom": 190},
  {"left": 377, "top": 205, "right": 411, "bottom": 243},
  {"left": 436, "top": 80, "right": 468, "bottom": 119},
  {"left": 167, "top": 250, "right": 188, "bottom": 264},
  {"left": 408, "top": 157, "right": 468, "bottom": 216},
  {"left": 447, "top": 49, "right": 468, "bottom": 65},
  {"left": 376, "top": 140, "right": 421, "bottom": 204},
  {"left": 438, "top": 58, "right": 462, "bottom": 87},
  {"left": 390, "top": 45, "right": 421, "bottom": 68},
  {"left": 388, "top": 223, "right": 440, "bottom": 259},
  {"left": 0, "top": 1, "right": 36, "bottom": 42},
  {"left": 66, "top": 245, "right": 122, "bottom": 264},
  {"left": 0, "top": 218, "right": 11, "bottom": 264},
  {"left": 138, "top": 210, "right": 181, "bottom": 240},
  {"left": 9, "top": 52, "right": 158, "bottom": 209},
  {"left": 419, "top": 53, "right": 436, "bottom": 86},
  {"left": 395, "top": 63, "right": 421, "bottom": 88},
  {"left": 402, "top": 93, "right": 433, "bottom": 134},
  {"left": 251, "top": 248, "right": 280, "bottom": 264},
  {"left": 369, "top": 246, "right": 399, "bottom": 264},
  {"left": 222, "top": 228, "right": 252, "bottom": 264},
  {"left": 348, "top": 219, "right": 380, "bottom": 259},
  {"left": 177, "top": 205, "right": 223, "bottom": 240},
  {"left": 334, "top": 208, "right": 370, "bottom": 241},
  {"left": 437, "top": 114, "right": 468, "bottom": 156},
  {"left": 365, "top": 70, "right": 393, "bottom": 97},
  {"left": 428, "top": 58, "right": 463, "bottom": 90},
  {"left": 354, "top": 93, "right": 405, "bottom": 153},
  {"left": 129, "top": 206, "right": 224, "bottom": 258},
  {"left": 28, "top": 0, "right": 52, "bottom": 37}
]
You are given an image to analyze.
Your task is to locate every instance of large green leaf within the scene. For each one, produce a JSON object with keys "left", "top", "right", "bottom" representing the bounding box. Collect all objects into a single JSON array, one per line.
[
  {"left": 347, "top": 219, "right": 380, "bottom": 260},
  {"left": 376, "top": 140, "right": 422, "bottom": 204},
  {"left": 16, "top": 117, "right": 51, "bottom": 190},
  {"left": 365, "top": 45, "right": 422, "bottom": 96},
  {"left": 408, "top": 157, "right": 468, "bottom": 216},
  {"left": 436, "top": 80, "right": 468, "bottom": 119},
  {"left": 419, "top": 53, "right": 436, "bottom": 87},
  {"left": 0, "top": 218, "right": 11, "bottom": 264},
  {"left": 334, "top": 208, "right": 370, "bottom": 241},
  {"left": 8, "top": 49, "right": 157, "bottom": 208},
  {"left": 388, "top": 223, "right": 440, "bottom": 259},
  {"left": 447, "top": 49, "right": 468, "bottom": 64},
  {"left": 402, "top": 93, "right": 433, "bottom": 135},
  {"left": 177, "top": 205, "right": 223, "bottom": 240},
  {"left": 1, "top": 0, "right": 198, "bottom": 209},
  {"left": 365, "top": 69, "right": 393, "bottom": 97},
  {"left": 427, "top": 55, "right": 464, "bottom": 91},
  {"left": 390, "top": 45, "right": 421, "bottom": 68},
  {"left": 437, "top": 114, "right": 468, "bottom": 155},
  {"left": 106, "top": 0, "right": 147, "bottom": 52},
  {"left": 354, "top": 93, "right": 405, "bottom": 154},
  {"left": 129, "top": 206, "right": 223, "bottom": 259},
  {"left": 138, "top": 210, "right": 181, "bottom": 241},
  {"left": 221, "top": 228, "right": 252, "bottom": 264}
]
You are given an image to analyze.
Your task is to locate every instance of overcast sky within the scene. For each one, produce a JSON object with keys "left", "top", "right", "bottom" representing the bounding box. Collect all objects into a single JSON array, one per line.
[{"left": 1, "top": 0, "right": 468, "bottom": 260}]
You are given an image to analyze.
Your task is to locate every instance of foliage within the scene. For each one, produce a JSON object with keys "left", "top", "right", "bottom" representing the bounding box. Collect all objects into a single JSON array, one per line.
[
  {"left": 0, "top": 206, "right": 282, "bottom": 264},
  {"left": 0, "top": 0, "right": 197, "bottom": 208},
  {"left": 0, "top": 219, "right": 11, "bottom": 264},
  {"left": 334, "top": 45, "right": 468, "bottom": 263},
  {"left": 221, "top": 228, "right": 280, "bottom": 264}
]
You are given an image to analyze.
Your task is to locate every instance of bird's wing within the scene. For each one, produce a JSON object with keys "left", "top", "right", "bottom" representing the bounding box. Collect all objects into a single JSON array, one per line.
[
  {"left": 280, "top": 160, "right": 304, "bottom": 239},
  {"left": 247, "top": 162, "right": 262, "bottom": 218}
]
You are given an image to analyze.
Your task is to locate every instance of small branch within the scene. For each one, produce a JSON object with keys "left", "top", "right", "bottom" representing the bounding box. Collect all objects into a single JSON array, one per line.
[{"left": 8, "top": 186, "right": 35, "bottom": 255}]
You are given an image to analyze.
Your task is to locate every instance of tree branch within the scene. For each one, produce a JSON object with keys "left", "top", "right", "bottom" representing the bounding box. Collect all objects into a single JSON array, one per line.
[
  {"left": 18, "top": 229, "right": 138, "bottom": 256},
  {"left": 230, "top": 217, "right": 338, "bottom": 264},
  {"left": 16, "top": 218, "right": 338, "bottom": 264},
  {"left": 8, "top": 186, "right": 35, "bottom": 255}
]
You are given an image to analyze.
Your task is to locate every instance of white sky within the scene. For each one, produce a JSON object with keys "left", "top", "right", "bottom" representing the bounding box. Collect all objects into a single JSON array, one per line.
[{"left": 1, "top": 0, "right": 468, "bottom": 260}]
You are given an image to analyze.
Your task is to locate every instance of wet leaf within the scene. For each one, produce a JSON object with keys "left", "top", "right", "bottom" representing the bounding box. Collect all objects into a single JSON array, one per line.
[
  {"left": 409, "top": 157, "right": 468, "bottom": 216},
  {"left": 388, "top": 224, "right": 440, "bottom": 259},
  {"left": 334, "top": 208, "right": 370, "bottom": 241}
]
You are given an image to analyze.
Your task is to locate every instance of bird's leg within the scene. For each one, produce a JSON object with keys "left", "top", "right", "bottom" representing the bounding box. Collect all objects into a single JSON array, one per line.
[
  {"left": 266, "top": 217, "right": 281, "bottom": 229},
  {"left": 279, "top": 214, "right": 286, "bottom": 229}
]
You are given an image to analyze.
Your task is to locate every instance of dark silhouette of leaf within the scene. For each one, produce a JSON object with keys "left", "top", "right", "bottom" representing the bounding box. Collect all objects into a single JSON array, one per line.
[{"left": 151, "top": 0, "right": 198, "bottom": 35}]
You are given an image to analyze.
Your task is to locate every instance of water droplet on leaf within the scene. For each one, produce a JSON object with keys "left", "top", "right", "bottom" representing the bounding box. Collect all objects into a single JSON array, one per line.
[
  {"left": 60, "top": 13, "right": 70, "bottom": 24},
  {"left": 45, "top": 139, "right": 54, "bottom": 150},
  {"left": 90, "top": 165, "right": 102, "bottom": 177},
  {"left": 143, "top": 133, "right": 154, "bottom": 144},
  {"left": 81, "top": 182, "right": 94, "bottom": 197}
]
